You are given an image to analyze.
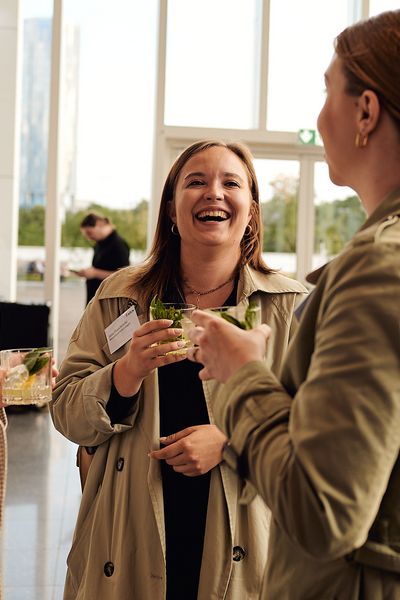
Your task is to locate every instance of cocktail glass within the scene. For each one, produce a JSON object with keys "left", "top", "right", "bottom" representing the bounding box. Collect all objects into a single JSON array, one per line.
[
  {"left": 207, "top": 304, "right": 261, "bottom": 330},
  {"left": 149, "top": 302, "right": 196, "bottom": 355},
  {"left": 0, "top": 347, "right": 53, "bottom": 405}
]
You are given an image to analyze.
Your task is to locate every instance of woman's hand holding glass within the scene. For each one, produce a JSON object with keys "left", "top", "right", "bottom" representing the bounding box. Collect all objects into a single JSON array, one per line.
[
  {"left": 149, "top": 424, "right": 228, "bottom": 476},
  {"left": 188, "top": 310, "right": 271, "bottom": 383},
  {"left": 113, "top": 319, "right": 187, "bottom": 397}
]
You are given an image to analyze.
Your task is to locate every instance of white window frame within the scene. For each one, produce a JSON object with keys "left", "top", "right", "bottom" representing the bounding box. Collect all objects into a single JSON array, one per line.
[{"left": 150, "top": 0, "right": 370, "bottom": 283}]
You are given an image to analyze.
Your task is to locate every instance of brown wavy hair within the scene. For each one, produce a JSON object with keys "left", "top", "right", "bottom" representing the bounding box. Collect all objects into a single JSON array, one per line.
[
  {"left": 127, "top": 139, "right": 272, "bottom": 309},
  {"left": 335, "top": 10, "right": 400, "bottom": 131}
]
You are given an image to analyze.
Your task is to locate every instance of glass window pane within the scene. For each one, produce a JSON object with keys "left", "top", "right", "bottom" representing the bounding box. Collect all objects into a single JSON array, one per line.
[
  {"left": 254, "top": 159, "right": 299, "bottom": 275},
  {"left": 165, "top": 0, "right": 260, "bottom": 128},
  {"left": 17, "top": 1, "right": 53, "bottom": 303},
  {"left": 313, "top": 162, "right": 364, "bottom": 268},
  {"left": 267, "top": 0, "right": 348, "bottom": 133},
  {"left": 64, "top": 0, "right": 157, "bottom": 212},
  {"left": 370, "top": 1, "right": 399, "bottom": 15},
  {"left": 19, "top": 1, "right": 53, "bottom": 210}
]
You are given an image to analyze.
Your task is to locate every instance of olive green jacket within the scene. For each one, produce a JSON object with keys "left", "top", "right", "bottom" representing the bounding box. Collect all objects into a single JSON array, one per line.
[
  {"left": 215, "top": 188, "right": 400, "bottom": 599},
  {"left": 51, "top": 265, "right": 305, "bottom": 600}
]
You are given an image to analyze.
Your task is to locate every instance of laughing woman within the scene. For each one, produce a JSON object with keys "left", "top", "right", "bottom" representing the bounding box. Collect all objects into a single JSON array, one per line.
[{"left": 51, "top": 140, "right": 306, "bottom": 600}]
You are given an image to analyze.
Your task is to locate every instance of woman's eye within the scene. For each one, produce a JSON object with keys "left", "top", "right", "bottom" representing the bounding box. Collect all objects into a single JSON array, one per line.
[
  {"left": 225, "top": 180, "right": 240, "bottom": 188},
  {"left": 187, "top": 180, "right": 204, "bottom": 187}
]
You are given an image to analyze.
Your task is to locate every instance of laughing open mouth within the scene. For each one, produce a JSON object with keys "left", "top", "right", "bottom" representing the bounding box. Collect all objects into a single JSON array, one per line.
[{"left": 195, "top": 210, "right": 230, "bottom": 222}]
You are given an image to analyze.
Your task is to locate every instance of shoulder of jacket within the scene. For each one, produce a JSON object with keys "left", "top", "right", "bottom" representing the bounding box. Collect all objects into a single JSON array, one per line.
[
  {"left": 246, "top": 266, "right": 307, "bottom": 295},
  {"left": 352, "top": 213, "right": 400, "bottom": 247},
  {"left": 374, "top": 213, "right": 400, "bottom": 245},
  {"left": 96, "top": 266, "right": 138, "bottom": 300}
]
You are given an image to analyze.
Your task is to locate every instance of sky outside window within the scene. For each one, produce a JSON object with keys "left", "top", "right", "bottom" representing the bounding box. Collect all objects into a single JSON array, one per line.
[
  {"left": 267, "top": 0, "right": 348, "bottom": 132},
  {"left": 370, "top": 0, "right": 399, "bottom": 15},
  {"left": 164, "top": 0, "right": 260, "bottom": 128}
]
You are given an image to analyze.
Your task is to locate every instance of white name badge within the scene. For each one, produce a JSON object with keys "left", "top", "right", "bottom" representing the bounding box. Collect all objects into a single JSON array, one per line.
[{"left": 105, "top": 305, "right": 140, "bottom": 354}]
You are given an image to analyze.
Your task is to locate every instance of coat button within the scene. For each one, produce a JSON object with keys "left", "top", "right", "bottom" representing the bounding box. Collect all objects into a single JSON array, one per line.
[
  {"left": 116, "top": 457, "right": 124, "bottom": 471},
  {"left": 232, "top": 546, "right": 246, "bottom": 562},
  {"left": 104, "top": 562, "right": 114, "bottom": 577}
]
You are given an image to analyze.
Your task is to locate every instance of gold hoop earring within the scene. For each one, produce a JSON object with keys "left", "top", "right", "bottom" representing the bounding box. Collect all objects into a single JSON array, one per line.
[
  {"left": 355, "top": 132, "right": 369, "bottom": 148},
  {"left": 171, "top": 223, "right": 179, "bottom": 236}
]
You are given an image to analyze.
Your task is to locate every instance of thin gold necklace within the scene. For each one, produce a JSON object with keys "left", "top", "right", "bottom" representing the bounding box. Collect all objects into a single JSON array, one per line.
[{"left": 184, "top": 276, "right": 234, "bottom": 307}]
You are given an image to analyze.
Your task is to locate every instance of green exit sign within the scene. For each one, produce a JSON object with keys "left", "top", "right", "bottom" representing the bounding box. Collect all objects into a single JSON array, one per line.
[{"left": 298, "top": 129, "right": 316, "bottom": 145}]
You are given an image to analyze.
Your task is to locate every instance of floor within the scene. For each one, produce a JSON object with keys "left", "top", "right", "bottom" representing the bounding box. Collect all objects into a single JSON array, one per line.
[
  {"left": 2, "top": 280, "right": 86, "bottom": 599},
  {"left": 3, "top": 410, "right": 81, "bottom": 600}
]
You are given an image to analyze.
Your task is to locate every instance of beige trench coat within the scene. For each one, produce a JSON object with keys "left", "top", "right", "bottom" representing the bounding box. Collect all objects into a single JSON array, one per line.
[
  {"left": 215, "top": 189, "right": 400, "bottom": 599},
  {"left": 51, "top": 265, "right": 305, "bottom": 600}
]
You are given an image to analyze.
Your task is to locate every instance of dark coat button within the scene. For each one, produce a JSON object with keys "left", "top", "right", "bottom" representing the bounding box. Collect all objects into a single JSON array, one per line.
[
  {"left": 232, "top": 546, "right": 246, "bottom": 562},
  {"left": 116, "top": 457, "right": 124, "bottom": 471},
  {"left": 104, "top": 562, "right": 114, "bottom": 577}
]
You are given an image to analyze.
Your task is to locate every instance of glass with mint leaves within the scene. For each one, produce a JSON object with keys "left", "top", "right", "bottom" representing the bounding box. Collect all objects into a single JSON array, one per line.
[
  {"left": 0, "top": 347, "right": 53, "bottom": 405},
  {"left": 207, "top": 303, "right": 261, "bottom": 330},
  {"left": 149, "top": 298, "right": 196, "bottom": 356}
]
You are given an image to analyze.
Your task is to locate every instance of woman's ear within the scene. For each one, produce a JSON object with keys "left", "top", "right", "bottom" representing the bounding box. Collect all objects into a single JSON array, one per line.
[
  {"left": 168, "top": 200, "right": 176, "bottom": 222},
  {"left": 357, "top": 90, "right": 381, "bottom": 135},
  {"left": 247, "top": 200, "right": 256, "bottom": 225}
]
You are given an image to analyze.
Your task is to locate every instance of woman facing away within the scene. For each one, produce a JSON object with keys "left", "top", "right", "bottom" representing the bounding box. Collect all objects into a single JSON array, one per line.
[
  {"left": 188, "top": 11, "right": 400, "bottom": 600},
  {"left": 51, "top": 139, "right": 306, "bottom": 600}
]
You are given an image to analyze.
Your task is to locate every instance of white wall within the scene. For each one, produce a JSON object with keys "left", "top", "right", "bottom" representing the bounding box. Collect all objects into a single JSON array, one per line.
[{"left": 0, "top": 0, "right": 21, "bottom": 300}]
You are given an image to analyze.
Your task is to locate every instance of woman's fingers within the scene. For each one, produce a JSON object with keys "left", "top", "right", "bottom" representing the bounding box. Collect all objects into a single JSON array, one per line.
[
  {"left": 135, "top": 319, "right": 173, "bottom": 337},
  {"left": 187, "top": 310, "right": 272, "bottom": 383},
  {"left": 133, "top": 322, "right": 184, "bottom": 348}
]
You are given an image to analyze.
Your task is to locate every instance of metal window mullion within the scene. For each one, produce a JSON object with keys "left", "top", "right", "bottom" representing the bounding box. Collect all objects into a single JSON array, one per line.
[
  {"left": 256, "top": 0, "right": 270, "bottom": 131},
  {"left": 44, "top": 0, "right": 63, "bottom": 358},
  {"left": 362, "top": 0, "right": 369, "bottom": 18},
  {"left": 148, "top": 0, "right": 168, "bottom": 246},
  {"left": 348, "top": 0, "right": 369, "bottom": 23},
  {"left": 296, "top": 158, "right": 315, "bottom": 283}
]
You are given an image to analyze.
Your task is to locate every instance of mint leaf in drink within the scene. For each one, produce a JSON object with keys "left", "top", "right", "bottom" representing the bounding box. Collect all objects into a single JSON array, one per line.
[
  {"left": 150, "top": 297, "right": 184, "bottom": 328},
  {"left": 23, "top": 349, "right": 51, "bottom": 376},
  {"left": 215, "top": 302, "right": 258, "bottom": 330},
  {"left": 219, "top": 312, "right": 246, "bottom": 329},
  {"left": 244, "top": 302, "right": 258, "bottom": 330}
]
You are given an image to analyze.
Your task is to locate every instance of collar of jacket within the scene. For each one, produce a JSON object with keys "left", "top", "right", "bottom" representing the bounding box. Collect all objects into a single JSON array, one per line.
[
  {"left": 96, "top": 263, "right": 306, "bottom": 303},
  {"left": 359, "top": 186, "right": 400, "bottom": 233},
  {"left": 239, "top": 264, "right": 306, "bottom": 301},
  {"left": 306, "top": 186, "right": 400, "bottom": 286}
]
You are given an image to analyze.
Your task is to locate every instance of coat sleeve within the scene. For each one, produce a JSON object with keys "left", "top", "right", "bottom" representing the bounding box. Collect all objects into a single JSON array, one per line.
[
  {"left": 50, "top": 296, "right": 140, "bottom": 446},
  {"left": 214, "top": 241, "right": 400, "bottom": 559}
]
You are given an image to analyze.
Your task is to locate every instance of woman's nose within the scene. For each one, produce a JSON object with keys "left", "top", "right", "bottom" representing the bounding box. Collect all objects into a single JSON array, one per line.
[{"left": 204, "top": 184, "right": 223, "bottom": 201}]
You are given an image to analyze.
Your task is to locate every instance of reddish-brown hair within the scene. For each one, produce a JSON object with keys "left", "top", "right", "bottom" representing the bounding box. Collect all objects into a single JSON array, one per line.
[
  {"left": 335, "top": 10, "right": 400, "bottom": 130},
  {"left": 127, "top": 139, "right": 272, "bottom": 309}
]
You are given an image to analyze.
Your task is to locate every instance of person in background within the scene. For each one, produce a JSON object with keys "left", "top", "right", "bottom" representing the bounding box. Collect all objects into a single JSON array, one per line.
[
  {"left": 51, "top": 139, "right": 306, "bottom": 600},
  {"left": 188, "top": 10, "right": 400, "bottom": 600},
  {"left": 75, "top": 212, "right": 130, "bottom": 305}
]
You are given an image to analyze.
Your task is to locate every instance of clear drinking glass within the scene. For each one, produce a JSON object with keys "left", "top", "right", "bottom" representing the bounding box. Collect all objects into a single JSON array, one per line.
[
  {"left": 207, "top": 304, "right": 261, "bottom": 330},
  {"left": 149, "top": 302, "right": 196, "bottom": 355},
  {"left": 0, "top": 347, "right": 53, "bottom": 405}
]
